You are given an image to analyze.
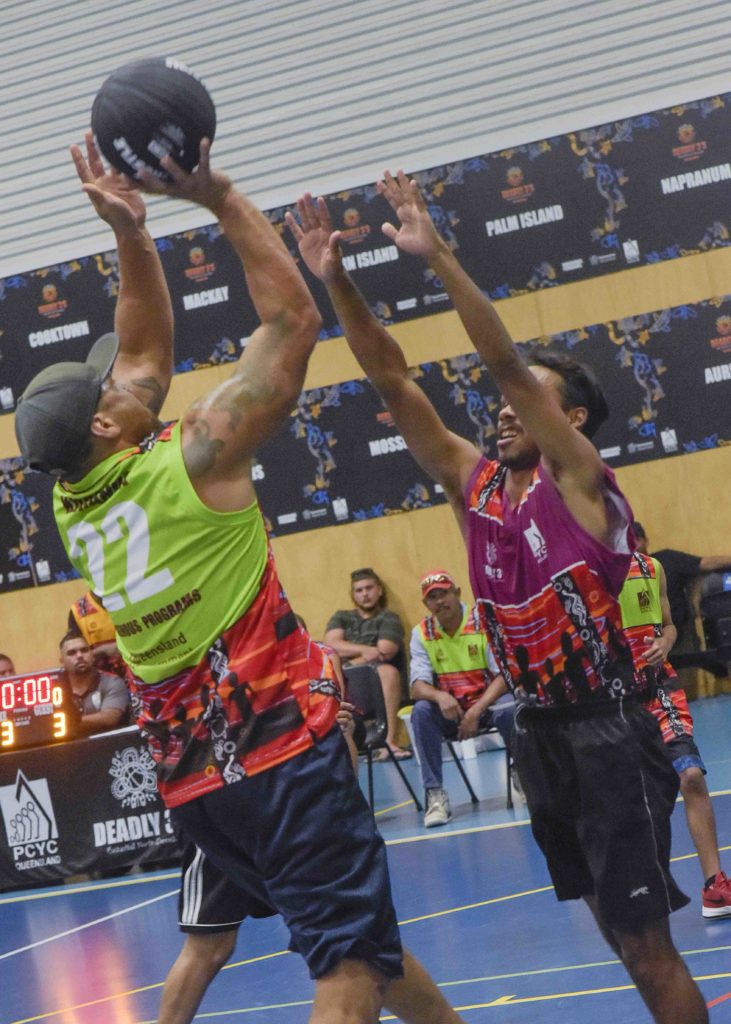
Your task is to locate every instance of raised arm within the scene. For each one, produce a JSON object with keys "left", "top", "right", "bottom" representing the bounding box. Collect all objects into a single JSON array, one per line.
[
  {"left": 71, "top": 134, "right": 173, "bottom": 413},
  {"left": 139, "top": 142, "right": 321, "bottom": 508},
  {"left": 377, "top": 171, "right": 604, "bottom": 495},
  {"left": 285, "top": 194, "right": 480, "bottom": 519}
]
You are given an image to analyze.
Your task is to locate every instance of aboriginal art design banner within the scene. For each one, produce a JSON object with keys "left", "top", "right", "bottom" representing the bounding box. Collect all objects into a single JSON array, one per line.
[
  {"left": 0, "top": 727, "right": 180, "bottom": 888},
  {"left": 2, "top": 294, "right": 730, "bottom": 593},
  {"left": 1, "top": 94, "right": 731, "bottom": 408}
]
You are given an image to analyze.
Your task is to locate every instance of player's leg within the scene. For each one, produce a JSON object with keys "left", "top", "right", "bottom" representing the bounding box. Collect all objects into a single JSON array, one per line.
[
  {"left": 310, "top": 959, "right": 389, "bottom": 1023},
  {"left": 158, "top": 930, "right": 238, "bottom": 1024},
  {"left": 653, "top": 689, "right": 730, "bottom": 912},
  {"left": 613, "top": 916, "right": 708, "bottom": 1024},
  {"left": 586, "top": 893, "right": 707, "bottom": 1022},
  {"left": 410, "top": 699, "right": 452, "bottom": 825},
  {"left": 383, "top": 948, "right": 466, "bottom": 1023},
  {"left": 376, "top": 662, "right": 410, "bottom": 754},
  {"left": 577, "top": 704, "right": 704, "bottom": 1022},
  {"left": 680, "top": 766, "right": 721, "bottom": 881},
  {"left": 158, "top": 839, "right": 259, "bottom": 1024}
]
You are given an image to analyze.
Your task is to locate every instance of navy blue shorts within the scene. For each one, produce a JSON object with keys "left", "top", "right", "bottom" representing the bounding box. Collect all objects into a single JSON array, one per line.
[{"left": 171, "top": 727, "right": 403, "bottom": 980}]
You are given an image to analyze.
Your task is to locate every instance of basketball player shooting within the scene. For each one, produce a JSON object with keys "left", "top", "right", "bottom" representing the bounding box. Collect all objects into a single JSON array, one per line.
[{"left": 15, "top": 136, "right": 464, "bottom": 1024}]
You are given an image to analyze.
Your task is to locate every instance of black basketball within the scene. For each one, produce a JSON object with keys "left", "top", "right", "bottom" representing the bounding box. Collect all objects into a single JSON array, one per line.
[{"left": 91, "top": 57, "right": 216, "bottom": 179}]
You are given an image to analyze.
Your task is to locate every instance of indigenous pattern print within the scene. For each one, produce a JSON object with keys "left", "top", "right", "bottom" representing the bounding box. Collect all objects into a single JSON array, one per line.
[
  {"left": 129, "top": 555, "right": 339, "bottom": 808},
  {"left": 646, "top": 686, "right": 694, "bottom": 743},
  {"left": 465, "top": 456, "right": 638, "bottom": 707}
]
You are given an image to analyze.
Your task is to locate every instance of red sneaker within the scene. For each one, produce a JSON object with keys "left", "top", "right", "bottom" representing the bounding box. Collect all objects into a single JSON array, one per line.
[{"left": 702, "top": 871, "right": 731, "bottom": 918}]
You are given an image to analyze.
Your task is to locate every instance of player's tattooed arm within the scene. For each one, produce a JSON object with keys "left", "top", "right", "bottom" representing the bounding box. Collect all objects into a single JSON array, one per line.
[
  {"left": 181, "top": 375, "right": 272, "bottom": 478},
  {"left": 128, "top": 375, "right": 166, "bottom": 415},
  {"left": 182, "top": 416, "right": 226, "bottom": 478}
]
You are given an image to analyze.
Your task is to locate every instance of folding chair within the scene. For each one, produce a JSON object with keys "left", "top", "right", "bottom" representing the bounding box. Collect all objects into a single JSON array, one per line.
[
  {"left": 344, "top": 664, "right": 423, "bottom": 812},
  {"left": 444, "top": 728, "right": 514, "bottom": 810}
]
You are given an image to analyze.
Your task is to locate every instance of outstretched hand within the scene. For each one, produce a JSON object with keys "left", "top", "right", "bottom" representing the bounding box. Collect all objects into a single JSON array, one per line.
[
  {"left": 71, "top": 133, "right": 146, "bottom": 231},
  {"left": 377, "top": 169, "right": 442, "bottom": 259},
  {"left": 135, "top": 139, "right": 233, "bottom": 216},
  {"left": 285, "top": 194, "right": 344, "bottom": 285}
]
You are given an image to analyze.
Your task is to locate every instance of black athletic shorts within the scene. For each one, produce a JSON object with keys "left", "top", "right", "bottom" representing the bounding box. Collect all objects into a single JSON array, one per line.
[
  {"left": 171, "top": 726, "right": 403, "bottom": 980},
  {"left": 511, "top": 699, "right": 689, "bottom": 929},
  {"left": 177, "top": 839, "right": 269, "bottom": 933}
]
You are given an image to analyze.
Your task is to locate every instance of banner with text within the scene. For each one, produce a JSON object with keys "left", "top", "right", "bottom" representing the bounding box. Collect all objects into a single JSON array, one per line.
[
  {"left": 2, "top": 293, "right": 729, "bottom": 592},
  {"left": 1, "top": 94, "right": 730, "bottom": 408},
  {"left": 0, "top": 727, "right": 180, "bottom": 889}
]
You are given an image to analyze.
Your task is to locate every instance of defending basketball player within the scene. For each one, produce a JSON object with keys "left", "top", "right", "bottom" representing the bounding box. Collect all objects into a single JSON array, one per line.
[
  {"left": 15, "top": 139, "right": 464, "bottom": 1024},
  {"left": 286, "top": 180, "right": 708, "bottom": 1023}
]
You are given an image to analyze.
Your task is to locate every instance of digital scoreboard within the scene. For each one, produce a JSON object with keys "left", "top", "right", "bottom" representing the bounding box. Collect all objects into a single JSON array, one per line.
[{"left": 0, "top": 670, "right": 76, "bottom": 751}]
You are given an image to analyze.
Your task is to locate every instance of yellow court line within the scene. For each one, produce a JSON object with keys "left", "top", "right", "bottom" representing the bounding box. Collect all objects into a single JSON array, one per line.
[
  {"left": 10, "top": 935, "right": 731, "bottom": 1024},
  {"left": 399, "top": 885, "right": 554, "bottom": 925},
  {"left": 7, "top": 950, "right": 294, "bottom": 1024},
  {"left": 6, "top": 790, "right": 731, "bottom": 1023},
  {"left": 1, "top": 818, "right": 721, "bottom": 905},
  {"left": 385, "top": 817, "right": 532, "bottom": 846},
  {"left": 383, "top": 970, "right": 731, "bottom": 1018},
  {"left": 375, "top": 799, "right": 414, "bottom": 816},
  {"left": 672, "top": 842, "right": 731, "bottom": 863},
  {"left": 4, "top": 787, "right": 729, "bottom": 905},
  {"left": 435, "top": 943, "right": 731, "bottom": 988},
  {"left": 0, "top": 871, "right": 180, "bottom": 905}
]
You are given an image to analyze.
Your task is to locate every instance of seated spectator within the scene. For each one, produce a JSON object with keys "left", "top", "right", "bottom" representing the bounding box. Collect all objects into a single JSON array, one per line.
[
  {"left": 68, "top": 590, "right": 126, "bottom": 676},
  {"left": 0, "top": 653, "right": 16, "bottom": 677},
  {"left": 325, "top": 567, "right": 411, "bottom": 759},
  {"left": 409, "top": 570, "right": 515, "bottom": 827},
  {"left": 636, "top": 522, "right": 731, "bottom": 650},
  {"left": 59, "top": 632, "right": 130, "bottom": 736}
]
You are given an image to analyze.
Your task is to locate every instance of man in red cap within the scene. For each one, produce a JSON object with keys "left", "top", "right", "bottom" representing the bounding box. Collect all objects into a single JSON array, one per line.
[{"left": 409, "top": 570, "right": 514, "bottom": 826}]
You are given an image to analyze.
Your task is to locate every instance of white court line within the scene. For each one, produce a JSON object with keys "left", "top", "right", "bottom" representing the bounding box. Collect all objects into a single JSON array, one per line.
[{"left": 0, "top": 890, "right": 178, "bottom": 960}]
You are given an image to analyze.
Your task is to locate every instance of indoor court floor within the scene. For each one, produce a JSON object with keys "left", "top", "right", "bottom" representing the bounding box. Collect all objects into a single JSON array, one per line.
[{"left": 2, "top": 695, "right": 731, "bottom": 1024}]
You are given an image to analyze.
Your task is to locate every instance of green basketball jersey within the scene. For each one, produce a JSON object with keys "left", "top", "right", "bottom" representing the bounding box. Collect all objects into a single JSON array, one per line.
[{"left": 53, "top": 422, "right": 268, "bottom": 684}]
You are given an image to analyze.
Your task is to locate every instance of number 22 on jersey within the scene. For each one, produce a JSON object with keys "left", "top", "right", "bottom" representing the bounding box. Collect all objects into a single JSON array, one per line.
[{"left": 66, "top": 500, "right": 174, "bottom": 612}]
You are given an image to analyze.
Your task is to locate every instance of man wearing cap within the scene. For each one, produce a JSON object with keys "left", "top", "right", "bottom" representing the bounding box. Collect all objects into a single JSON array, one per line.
[
  {"left": 15, "top": 137, "right": 464, "bottom": 1023},
  {"left": 409, "top": 570, "right": 514, "bottom": 826}
]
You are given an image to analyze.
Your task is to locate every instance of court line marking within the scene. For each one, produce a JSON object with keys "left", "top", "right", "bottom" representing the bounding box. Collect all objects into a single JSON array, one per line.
[
  {"left": 136, "top": 968, "right": 731, "bottom": 1022},
  {"left": 8, "top": 920, "right": 731, "bottom": 1024},
  {"left": 4, "top": 789, "right": 730, "bottom": 908},
  {"left": 374, "top": 800, "right": 413, "bottom": 816},
  {"left": 3, "top": 839, "right": 730, "bottom": 955},
  {"left": 4, "top": 792, "right": 731, "bottom": 1022},
  {"left": 140, "top": 970, "right": 731, "bottom": 1022},
  {"left": 7, "top": 950, "right": 295, "bottom": 1024},
  {"left": 0, "top": 891, "right": 178, "bottom": 961},
  {"left": 0, "top": 871, "right": 181, "bottom": 905}
]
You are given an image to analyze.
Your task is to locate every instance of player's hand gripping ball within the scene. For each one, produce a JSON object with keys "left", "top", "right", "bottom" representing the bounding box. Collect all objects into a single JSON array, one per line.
[{"left": 91, "top": 57, "right": 216, "bottom": 180}]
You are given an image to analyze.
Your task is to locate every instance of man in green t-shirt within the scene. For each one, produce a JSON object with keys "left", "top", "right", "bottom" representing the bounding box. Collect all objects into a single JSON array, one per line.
[
  {"left": 14, "top": 138, "right": 462, "bottom": 1024},
  {"left": 325, "top": 567, "right": 410, "bottom": 758}
]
